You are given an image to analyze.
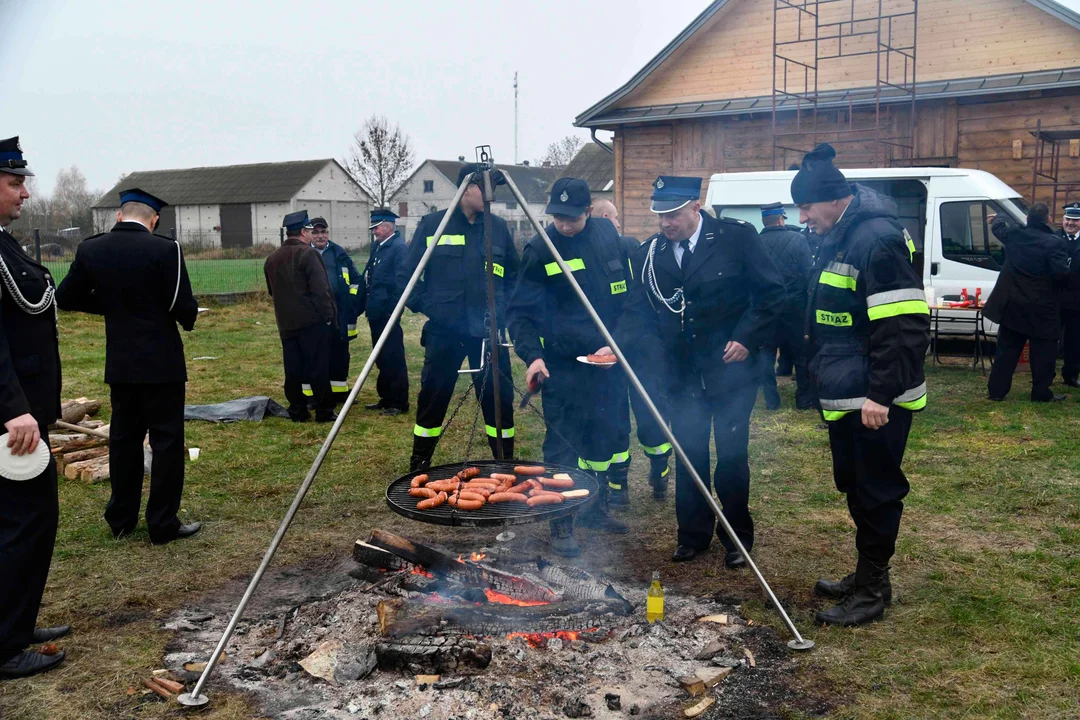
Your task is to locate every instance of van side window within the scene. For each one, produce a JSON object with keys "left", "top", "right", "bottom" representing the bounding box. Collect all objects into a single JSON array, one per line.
[{"left": 939, "top": 200, "right": 1005, "bottom": 271}]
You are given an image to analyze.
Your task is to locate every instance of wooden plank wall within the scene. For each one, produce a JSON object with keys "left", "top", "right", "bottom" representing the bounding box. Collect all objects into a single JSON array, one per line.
[{"left": 616, "top": 89, "right": 1080, "bottom": 242}]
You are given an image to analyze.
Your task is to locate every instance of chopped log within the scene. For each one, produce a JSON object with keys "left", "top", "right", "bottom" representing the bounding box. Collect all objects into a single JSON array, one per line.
[
  {"left": 60, "top": 399, "right": 101, "bottom": 424},
  {"left": 51, "top": 437, "right": 106, "bottom": 455},
  {"left": 141, "top": 678, "right": 173, "bottom": 700},
  {"left": 151, "top": 677, "right": 184, "bottom": 694},
  {"left": 678, "top": 676, "right": 706, "bottom": 697},
  {"left": 353, "top": 540, "right": 418, "bottom": 572},
  {"left": 374, "top": 636, "right": 491, "bottom": 672},
  {"left": 58, "top": 445, "right": 108, "bottom": 465},
  {"left": 53, "top": 420, "right": 110, "bottom": 440},
  {"left": 376, "top": 597, "right": 632, "bottom": 638},
  {"left": 535, "top": 557, "right": 631, "bottom": 607},
  {"left": 47, "top": 433, "right": 89, "bottom": 447},
  {"left": 78, "top": 419, "right": 106, "bottom": 429},
  {"left": 77, "top": 456, "right": 110, "bottom": 483}
]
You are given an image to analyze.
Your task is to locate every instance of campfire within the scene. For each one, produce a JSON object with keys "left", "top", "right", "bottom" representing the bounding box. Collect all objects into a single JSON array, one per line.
[{"left": 164, "top": 529, "right": 812, "bottom": 718}]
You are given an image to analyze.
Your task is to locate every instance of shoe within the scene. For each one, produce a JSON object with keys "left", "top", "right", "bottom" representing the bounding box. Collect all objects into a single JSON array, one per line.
[
  {"left": 111, "top": 526, "right": 135, "bottom": 540},
  {"left": 724, "top": 550, "right": 748, "bottom": 569},
  {"left": 315, "top": 410, "right": 338, "bottom": 423},
  {"left": 671, "top": 545, "right": 698, "bottom": 562},
  {"left": 815, "top": 558, "right": 889, "bottom": 627},
  {"left": 152, "top": 522, "right": 202, "bottom": 546},
  {"left": 381, "top": 407, "right": 406, "bottom": 416},
  {"left": 365, "top": 401, "right": 386, "bottom": 410},
  {"left": 764, "top": 389, "right": 781, "bottom": 411},
  {"left": 0, "top": 650, "right": 65, "bottom": 679},
  {"left": 1052, "top": 394, "right": 1067, "bottom": 402},
  {"left": 647, "top": 456, "right": 670, "bottom": 500},
  {"left": 576, "top": 476, "right": 628, "bottom": 534},
  {"left": 549, "top": 518, "right": 580, "bottom": 558},
  {"left": 988, "top": 396, "right": 1005, "bottom": 402},
  {"left": 288, "top": 411, "right": 311, "bottom": 422},
  {"left": 607, "top": 464, "right": 630, "bottom": 508},
  {"left": 814, "top": 571, "right": 892, "bottom": 607},
  {"left": 32, "top": 626, "right": 71, "bottom": 643},
  {"left": 1064, "top": 379, "right": 1080, "bottom": 388},
  {"left": 409, "top": 454, "right": 433, "bottom": 473}
]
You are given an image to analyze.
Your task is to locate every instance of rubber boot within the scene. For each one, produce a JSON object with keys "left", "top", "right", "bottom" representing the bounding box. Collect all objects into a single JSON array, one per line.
[
  {"left": 577, "top": 475, "right": 628, "bottom": 534},
  {"left": 409, "top": 453, "right": 433, "bottom": 473},
  {"left": 607, "top": 462, "right": 630, "bottom": 508},
  {"left": 487, "top": 437, "right": 514, "bottom": 462},
  {"left": 815, "top": 569, "right": 892, "bottom": 607},
  {"left": 548, "top": 516, "right": 580, "bottom": 558},
  {"left": 815, "top": 558, "right": 889, "bottom": 626},
  {"left": 647, "top": 454, "right": 670, "bottom": 500}
]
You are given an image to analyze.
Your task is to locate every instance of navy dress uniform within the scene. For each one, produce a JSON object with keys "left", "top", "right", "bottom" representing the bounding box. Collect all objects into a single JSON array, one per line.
[
  {"left": 793, "top": 144, "right": 930, "bottom": 626},
  {"left": 263, "top": 211, "right": 338, "bottom": 422},
  {"left": 362, "top": 209, "right": 410, "bottom": 413},
  {"left": 508, "top": 178, "right": 630, "bottom": 556},
  {"left": 398, "top": 164, "right": 519, "bottom": 470},
  {"left": 311, "top": 217, "right": 363, "bottom": 402},
  {"left": 0, "top": 137, "right": 70, "bottom": 678},
  {"left": 618, "top": 176, "right": 785, "bottom": 567},
  {"left": 57, "top": 188, "right": 201, "bottom": 545},
  {"left": 1057, "top": 203, "right": 1080, "bottom": 387}
]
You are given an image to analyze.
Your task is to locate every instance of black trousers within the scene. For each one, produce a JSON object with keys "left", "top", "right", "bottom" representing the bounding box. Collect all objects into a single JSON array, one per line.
[
  {"left": 827, "top": 407, "right": 913, "bottom": 566},
  {"left": 412, "top": 328, "right": 515, "bottom": 461},
  {"left": 1060, "top": 311, "right": 1080, "bottom": 383},
  {"left": 328, "top": 332, "right": 352, "bottom": 403},
  {"left": 759, "top": 300, "right": 814, "bottom": 407},
  {"left": 987, "top": 325, "right": 1057, "bottom": 401},
  {"left": 671, "top": 382, "right": 758, "bottom": 552},
  {"left": 616, "top": 376, "right": 672, "bottom": 463},
  {"left": 0, "top": 425, "right": 58, "bottom": 664},
  {"left": 281, "top": 323, "right": 333, "bottom": 415},
  {"left": 542, "top": 358, "right": 622, "bottom": 470},
  {"left": 368, "top": 315, "right": 410, "bottom": 410},
  {"left": 107, "top": 383, "right": 186, "bottom": 543}
]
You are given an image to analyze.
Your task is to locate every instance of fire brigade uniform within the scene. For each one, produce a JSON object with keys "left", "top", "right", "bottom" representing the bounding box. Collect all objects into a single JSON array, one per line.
[
  {"left": 1057, "top": 203, "right": 1080, "bottom": 387},
  {"left": 794, "top": 144, "right": 930, "bottom": 626},
  {"left": 362, "top": 210, "right": 409, "bottom": 412},
  {"left": 313, "top": 218, "right": 363, "bottom": 403},
  {"left": 398, "top": 166, "right": 518, "bottom": 470}
]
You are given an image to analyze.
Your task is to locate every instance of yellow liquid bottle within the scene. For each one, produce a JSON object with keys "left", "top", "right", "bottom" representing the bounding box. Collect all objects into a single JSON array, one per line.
[{"left": 646, "top": 570, "right": 665, "bottom": 623}]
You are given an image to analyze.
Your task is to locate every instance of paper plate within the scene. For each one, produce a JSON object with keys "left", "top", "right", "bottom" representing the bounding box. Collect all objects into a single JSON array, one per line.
[
  {"left": 0, "top": 433, "right": 51, "bottom": 481},
  {"left": 576, "top": 355, "right": 618, "bottom": 366}
]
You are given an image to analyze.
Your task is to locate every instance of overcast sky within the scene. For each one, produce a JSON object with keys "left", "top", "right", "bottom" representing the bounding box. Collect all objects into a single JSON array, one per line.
[{"left": 5, "top": 0, "right": 1080, "bottom": 196}]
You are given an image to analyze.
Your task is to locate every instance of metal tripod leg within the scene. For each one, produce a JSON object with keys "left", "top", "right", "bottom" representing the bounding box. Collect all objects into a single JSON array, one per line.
[{"left": 500, "top": 172, "right": 814, "bottom": 652}]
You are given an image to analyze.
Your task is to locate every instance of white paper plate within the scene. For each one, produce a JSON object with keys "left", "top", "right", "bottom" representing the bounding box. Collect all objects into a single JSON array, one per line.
[
  {"left": 0, "top": 433, "right": 50, "bottom": 481},
  {"left": 576, "top": 355, "right": 618, "bottom": 366}
]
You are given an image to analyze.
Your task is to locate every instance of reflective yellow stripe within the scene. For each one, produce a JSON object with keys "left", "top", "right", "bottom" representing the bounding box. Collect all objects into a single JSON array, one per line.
[
  {"left": 896, "top": 394, "right": 927, "bottom": 411},
  {"left": 640, "top": 442, "right": 672, "bottom": 456},
  {"left": 627, "top": 258, "right": 634, "bottom": 280},
  {"left": 904, "top": 230, "right": 916, "bottom": 263},
  {"left": 610, "top": 450, "right": 630, "bottom": 464},
  {"left": 487, "top": 262, "right": 505, "bottom": 278},
  {"left": 816, "top": 310, "right": 853, "bottom": 326},
  {"left": 867, "top": 300, "right": 929, "bottom": 321},
  {"left": 347, "top": 323, "right": 358, "bottom": 337},
  {"left": 342, "top": 268, "right": 350, "bottom": 284},
  {"left": 822, "top": 409, "right": 851, "bottom": 421},
  {"left": 545, "top": 258, "right": 586, "bottom": 276},
  {"left": 610, "top": 280, "right": 627, "bottom": 295},
  {"left": 819, "top": 271, "right": 857, "bottom": 291},
  {"left": 578, "top": 457, "right": 611, "bottom": 472},
  {"left": 301, "top": 383, "right": 313, "bottom": 397},
  {"left": 413, "top": 425, "right": 442, "bottom": 438},
  {"left": 426, "top": 234, "right": 466, "bottom": 247},
  {"left": 330, "top": 381, "right": 348, "bottom": 393},
  {"left": 349, "top": 284, "right": 359, "bottom": 295},
  {"left": 484, "top": 425, "right": 515, "bottom": 438},
  {"left": 539, "top": 337, "right": 545, "bottom": 348}
]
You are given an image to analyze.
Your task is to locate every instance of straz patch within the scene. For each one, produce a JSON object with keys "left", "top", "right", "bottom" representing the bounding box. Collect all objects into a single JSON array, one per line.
[
  {"left": 816, "top": 310, "right": 853, "bottom": 327},
  {"left": 610, "top": 280, "right": 627, "bottom": 295}
]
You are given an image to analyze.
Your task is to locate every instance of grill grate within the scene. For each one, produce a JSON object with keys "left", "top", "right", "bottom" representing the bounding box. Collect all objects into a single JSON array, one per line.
[{"left": 386, "top": 460, "right": 598, "bottom": 528}]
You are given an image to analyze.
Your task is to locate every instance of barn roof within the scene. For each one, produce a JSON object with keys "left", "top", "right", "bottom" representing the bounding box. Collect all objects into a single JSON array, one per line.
[
  {"left": 416, "top": 160, "right": 559, "bottom": 205},
  {"left": 92, "top": 159, "right": 354, "bottom": 208},
  {"left": 575, "top": 0, "right": 1080, "bottom": 128},
  {"left": 549, "top": 143, "right": 615, "bottom": 193}
]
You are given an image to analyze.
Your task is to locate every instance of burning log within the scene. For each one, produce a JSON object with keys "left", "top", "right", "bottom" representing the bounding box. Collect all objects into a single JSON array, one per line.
[
  {"left": 535, "top": 558, "right": 632, "bottom": 608},
  {"left": 353, "top": 540, "right": 419, "bottom": 572},
  {"left": 374, "top": 635, "right": 492, "bottom": 672},
  {"left": 376, "top": 597, "right": 632, "bottom": 638}
]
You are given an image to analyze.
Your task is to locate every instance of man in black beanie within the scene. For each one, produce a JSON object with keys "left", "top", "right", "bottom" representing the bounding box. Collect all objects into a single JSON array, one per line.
[{"left": 793, "top": 143, "right": 930, "bottom": 626}]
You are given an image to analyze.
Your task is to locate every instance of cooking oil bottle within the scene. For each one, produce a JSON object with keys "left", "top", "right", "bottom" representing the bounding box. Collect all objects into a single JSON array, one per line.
[{"left": 646, "top": 570, "right": 665, "bottom": 623}]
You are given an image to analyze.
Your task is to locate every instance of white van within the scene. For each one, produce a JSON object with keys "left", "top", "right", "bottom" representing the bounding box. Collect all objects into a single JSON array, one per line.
[{"left": 705, "top": 168, "right": 1032, "bottom": 333}]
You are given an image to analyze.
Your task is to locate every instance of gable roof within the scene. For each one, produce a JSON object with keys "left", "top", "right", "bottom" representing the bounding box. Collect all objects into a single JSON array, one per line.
[
  {"left": 575, "top": 0, "right": 1080, "bottom": 128},
  {"left": 550, "top": 143, "right": 615, "bottom": 193},
  {"left": 92, "top": 159, "right": 359, "bottom": 208},
  {"left": 412, "top": 160, "right": 560, "bottom": 205}
]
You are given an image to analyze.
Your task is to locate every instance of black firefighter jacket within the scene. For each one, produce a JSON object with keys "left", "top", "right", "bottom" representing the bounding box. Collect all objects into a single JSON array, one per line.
[
  {"left": 985, "top": 218, "right": 1068, "bottom": 339},
  {"left": 56, "top": 222, "right": 198, "bottom": 384},
  {"left": 1056, "top": 228, "right": 1080, "bottom": 312},
  {"left": 318, "top": 240, "right": 362, "bottom": 341},
  {"left": 264, "top": 238, "right": 337, "bottom": 339},
  {"left": 806, "top": 185, "right": 930, "bottom": 420},
  {"left": 0, "top": 229, "right": 61, "bottom": 426},
  {"left": 364, "top": 231, "right": 407, "bottom": 321},
  {"left": 398, "top": 207, "right": 519, "bottom": 338},
  {"left": 617, "top": 211, "right": 786, "bottom": 401}
]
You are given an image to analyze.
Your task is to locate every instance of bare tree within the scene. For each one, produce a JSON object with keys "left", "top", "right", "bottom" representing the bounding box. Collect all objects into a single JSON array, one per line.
[
  {"left": 52, "top": 165, "right": 97, "bottom": 230},
  {"left": 343, "top": 115, "right": 415, "bottom": 207},
  {"left": 538, "top": 135, "right": 584, "bottom": 168},
  {"left": 20, "top": 176, "right": 52, "bottom": 231}
]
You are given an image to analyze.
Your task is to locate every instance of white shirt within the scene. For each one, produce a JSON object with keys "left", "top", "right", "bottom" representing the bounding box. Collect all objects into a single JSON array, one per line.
[{"left": 673, "top": 215, "right": 704, "bottom": 269}]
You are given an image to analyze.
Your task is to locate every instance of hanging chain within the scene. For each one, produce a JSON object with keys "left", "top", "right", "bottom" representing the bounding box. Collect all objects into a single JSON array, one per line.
[
  {"left": 463, "top": 359, "right": 488, "bottom": 463},
  {"left": 494, "top": 361, "right": 580, "bottom": 461}
]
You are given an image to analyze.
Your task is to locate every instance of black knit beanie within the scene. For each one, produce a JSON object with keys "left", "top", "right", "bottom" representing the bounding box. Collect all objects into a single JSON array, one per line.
[{"left": 790, "top": 143, "right": 852, "bottom": 204}]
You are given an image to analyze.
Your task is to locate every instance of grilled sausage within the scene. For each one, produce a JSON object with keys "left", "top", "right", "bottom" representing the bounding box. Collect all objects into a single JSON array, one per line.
[
  {"left": 461, "top": 467, "right": 481, "bottom": 479},
  {"left": 489, "top": 473, "right": 517, "bottom": 483},
  {"left": 586, "top": 353, "right": 617, "bottom": 364},
  {"left": 453, "top": 498, "right": 484, "bottom": 511},
  {"left": 462, "top": 486, "right": 493, "bottom": 498},
  {"left": 427, "top": 480, "right": 461, "bottom": 493},
  {"left": 527, "top": 494, "right": 563, "bottom": 506},
  {"left": 458, "top": 491, "right": 487, "bottom": 503},
  {"left": 409, "top": 487, "right": 437, "bottom": 498},
  {"left": 513, "top": 465, "right": 547, "bottom": 476},
  {"left": 506, "top": 482, "right": 533, "bottom": 495},
  {"left": 417, "top": 491, "right": 447, "bottom": 510},
  {"left": 409, "top": 473, "right": 431, "bottom": 488},
  {"left": 488, "top": 492, "right": 528, "bottom": 503},
  {"left": 539, "top": 476, "right": 574, "bottom": 489},
  {"left": 529, "top": 488, "right": 563, "bottom": 498}
]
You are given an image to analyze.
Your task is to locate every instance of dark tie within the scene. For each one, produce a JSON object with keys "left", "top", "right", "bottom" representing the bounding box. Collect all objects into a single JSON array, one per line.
[{"left": 680, "top": 239, "right": 693, "bottom": 259}]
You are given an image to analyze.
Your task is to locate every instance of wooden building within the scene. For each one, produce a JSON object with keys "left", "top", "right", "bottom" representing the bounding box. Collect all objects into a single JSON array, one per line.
[{"left": 575, "top": 0, "right": 1080, "bottom": 241}]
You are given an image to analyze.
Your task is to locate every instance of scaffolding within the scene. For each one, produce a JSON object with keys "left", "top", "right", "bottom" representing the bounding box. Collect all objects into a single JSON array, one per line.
[
  {"left": 1029, "top": 118, "right": 1080, "bottom": 221},
  {"left": 771, "top": 0, "right": 918, "bottom": 171}
]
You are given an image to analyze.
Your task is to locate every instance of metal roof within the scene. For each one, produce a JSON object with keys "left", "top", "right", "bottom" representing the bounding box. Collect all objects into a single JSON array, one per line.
[
  {"left": 548, "top": 143, "right": 615, "bottom": 193},
  {"left": 575, "top": 0, "right": 1080, "bottom": 128},
  {"left": 92, "top": 159, "right": 353, "bottom": 209}
]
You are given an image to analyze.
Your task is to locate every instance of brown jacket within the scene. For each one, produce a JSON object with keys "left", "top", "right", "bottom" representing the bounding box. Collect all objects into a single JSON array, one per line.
[{"left": 264, "top": 238, "right": 337, "bottom": 338}]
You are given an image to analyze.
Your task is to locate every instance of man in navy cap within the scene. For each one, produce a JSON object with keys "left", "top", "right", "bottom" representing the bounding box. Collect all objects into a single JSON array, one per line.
[
  {"left": 617, "top": 176, "right": 785, "bottom": 568},
  {"left": 57, "top": 187, "right": 201, "bottom": 547},
  {"left": 310, "top": 217, "right": 364, "bottom": 404},
  {"left": 360, "top": 208, "right": 409, "bottom": 414},
  {"left": 1057, "top": 202, "right": 1080, "bottom": 387},
  {"left": 792, "top": 143, "right": 930, "bottom": 626},
  {"left": 397, "top": 164, "right": 519, "bottom": 471},
  {"left": 756, "top": 202, "right": 814, "bottom": 411},
  {"left": 508, "top": 177, "right": 630, "bottom": 556},
  {"left": 0, "top": 137, "right": 71, "bottom": 678},
  {"left": 263, "top": 211, "right": 337, "bottom": 423}
]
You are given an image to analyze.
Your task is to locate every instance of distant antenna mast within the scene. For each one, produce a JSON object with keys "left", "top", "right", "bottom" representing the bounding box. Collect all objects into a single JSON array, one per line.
[{"left": 514, "top": 72, "right": 519, "bottom": 164}]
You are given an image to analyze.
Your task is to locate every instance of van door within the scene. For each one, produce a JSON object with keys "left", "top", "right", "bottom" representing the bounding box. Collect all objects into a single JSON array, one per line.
[{"left": 930, "top": 197, "right": 1005, "bottom": 333}]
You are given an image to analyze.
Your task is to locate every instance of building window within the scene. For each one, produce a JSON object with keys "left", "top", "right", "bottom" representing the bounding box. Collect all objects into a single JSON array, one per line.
[
  {"left": 423, "top": 180, "right": 434, "bottom": 193},
  {"left": 505, "top": 201, "right": 518, "bottom": 210},
  {"left": 399, "top": 202, "right": 408, "bottom": 217}
]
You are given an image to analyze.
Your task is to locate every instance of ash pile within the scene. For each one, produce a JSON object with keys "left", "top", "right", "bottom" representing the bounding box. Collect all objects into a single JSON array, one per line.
[{"left": 164, "top": 530, "right": 810, "bottom": 719}]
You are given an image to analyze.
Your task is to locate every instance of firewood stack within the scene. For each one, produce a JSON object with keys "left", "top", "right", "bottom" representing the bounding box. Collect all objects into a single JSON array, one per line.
[{"left": 50, "top": 397, "right": 111, "bottom": 484}]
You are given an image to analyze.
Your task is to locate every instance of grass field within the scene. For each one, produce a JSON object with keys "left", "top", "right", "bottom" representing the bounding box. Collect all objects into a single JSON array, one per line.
[{"left": 1, "top": 297, "right": 1078, "bottom": 719}]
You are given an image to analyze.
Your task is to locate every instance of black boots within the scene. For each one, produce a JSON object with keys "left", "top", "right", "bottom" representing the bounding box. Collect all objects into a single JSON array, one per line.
[
  {"left": 815, "top": 558, "right": 892, "bottom": 626},
  {"left": 549, "top": 516, "right": 580, "bottom": 557},
  {"left": 408, "top": 453, "right": 432, "bottom": 473},
  {"left": 607, "top": 463, "right": 630, "bottom": 508},
  {"left": 577, "top": 474, "right": 628, "bottom": 534},
  {"left": 647, "top": 454, "right": 670, "bottom": 499}
]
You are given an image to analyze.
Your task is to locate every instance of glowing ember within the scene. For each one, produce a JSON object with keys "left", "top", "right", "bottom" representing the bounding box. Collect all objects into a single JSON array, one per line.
[
  {"left": 456, "top": 551, "right": 489, "bottom": 563},
  {"left": 410, "top": 566, "right": 434, "bottom": 578},
  {"left": 483, "top": 588, "right": 549, "bottom": 607},
  {"left": 506, "top": 630, "right": 581, "bottom": 648}
]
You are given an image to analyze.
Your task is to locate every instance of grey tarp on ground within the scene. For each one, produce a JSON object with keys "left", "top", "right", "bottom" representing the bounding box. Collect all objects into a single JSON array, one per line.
[{"left": 184, "top": 396, "right": 291, "bottom": 423}]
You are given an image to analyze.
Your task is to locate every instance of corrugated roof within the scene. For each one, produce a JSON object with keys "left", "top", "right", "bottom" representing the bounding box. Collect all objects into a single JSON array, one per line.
[
  {"left": 424, "top": 160, "right": 559, "bottom": 205},
  {"left": 550, "top": 143, "right": 615, "bottom": 193},
  {"left": 92, "top": 159, "right": 346, "bottom": 208}
]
